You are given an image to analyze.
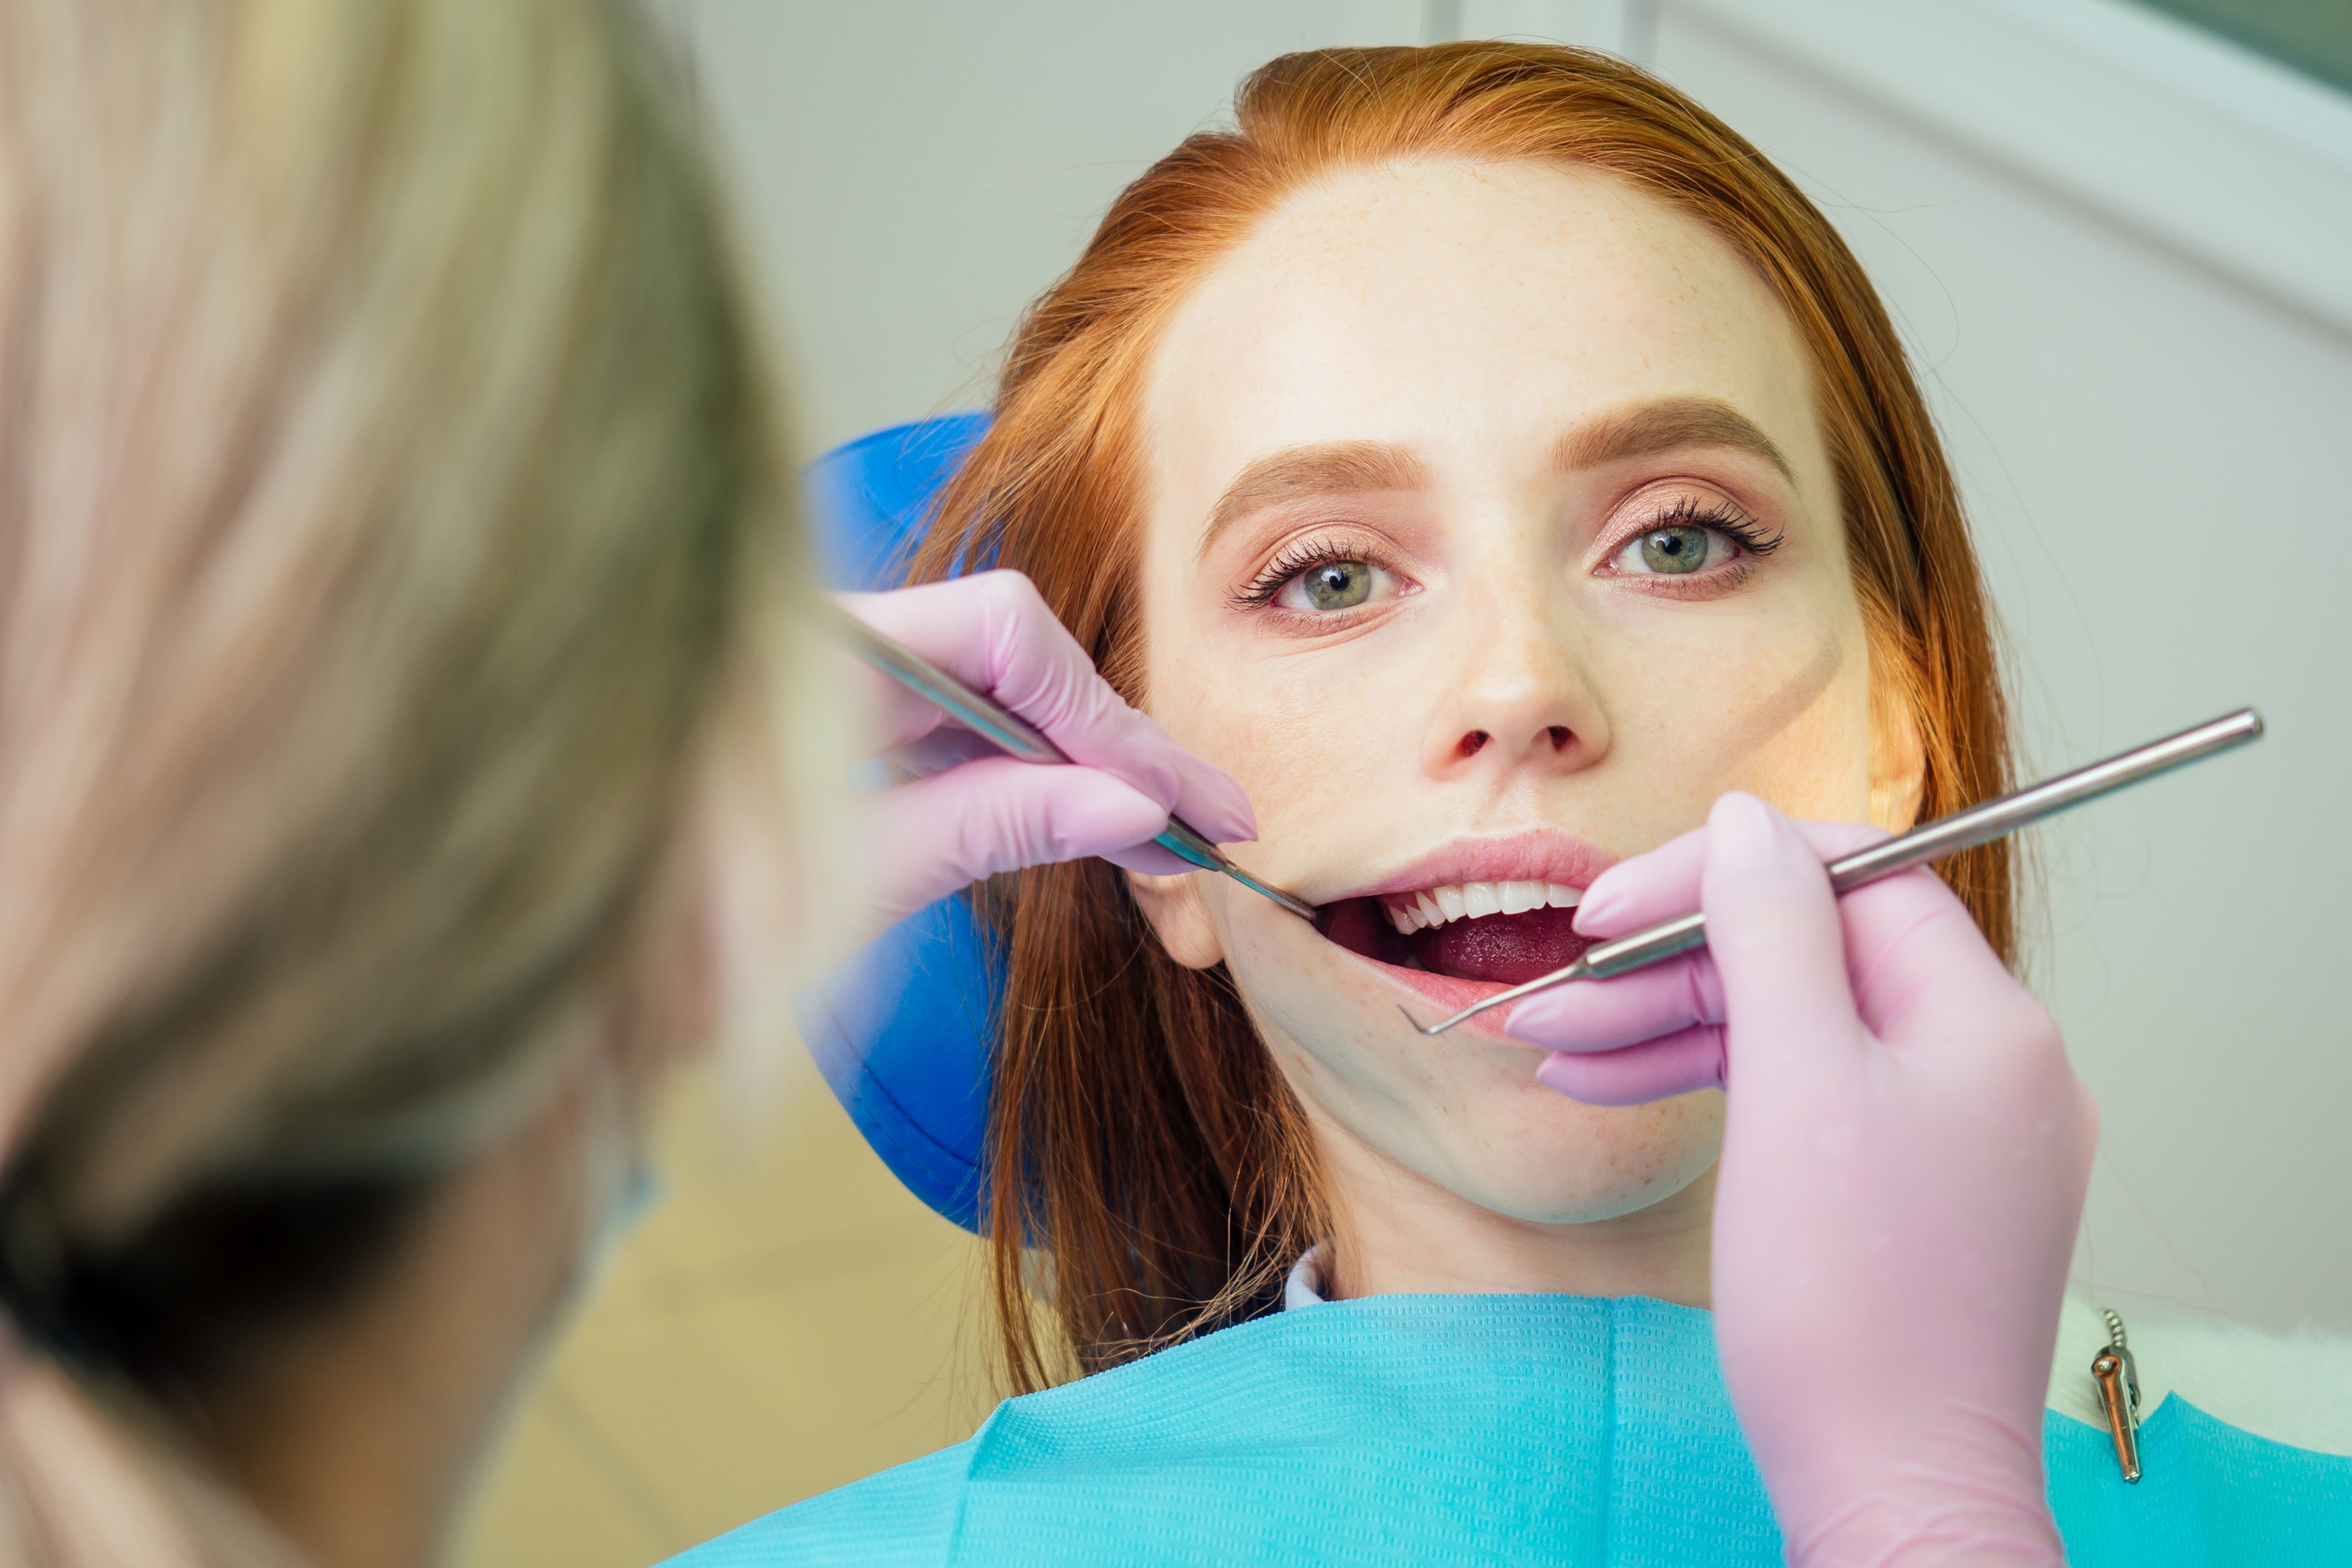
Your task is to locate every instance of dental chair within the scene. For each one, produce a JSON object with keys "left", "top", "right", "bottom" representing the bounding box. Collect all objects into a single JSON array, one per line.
[{"left": 799, "top": 413, "right": 997, "bottom": 1228}]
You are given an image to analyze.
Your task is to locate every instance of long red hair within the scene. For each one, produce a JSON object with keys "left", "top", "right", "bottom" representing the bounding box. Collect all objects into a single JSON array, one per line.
[{"left": 909, "top": 42, "right": 2012, "bottom": 1395}]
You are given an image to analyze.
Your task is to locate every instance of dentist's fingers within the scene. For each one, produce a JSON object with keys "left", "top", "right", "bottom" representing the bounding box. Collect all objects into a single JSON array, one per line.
[
  {"left": 1514, "top": 805, "right": 1987, "bottom": 1087},
  {"left": 1099, "top": 839, "right": 1209, "bottom": 877},
  {"left": 1567, "top": 825, "right": 1707, "bottom": 937},
  {"left": 840, "top": 572, "right": 1257, "bottom": 846},
  {"left": 1697, "top": 793, "right": 1864, "bottom": 1080},
  {"left": 1828, "top": 866, "right": 2039, "bottom": 1048},
  {"left": 1503, "top": 950, "right": 1723, "bottom": 1055},
  {"left": 1572, "top": 817, "right": 1885, "bottom": 938},
  {"left": 864, "top": 758, "right": 1167, "bottom": 926},
  {"left": 1533, "top": 1027, "right": 1723, "bottom": 1106}
]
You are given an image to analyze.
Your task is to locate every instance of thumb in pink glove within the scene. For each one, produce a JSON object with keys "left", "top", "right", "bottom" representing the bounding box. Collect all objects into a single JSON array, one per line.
[
  {"left": 1506, "top": 794, "right": 2096, "bottom": 1567},
  {"left": 839, "top": 571, "right": 1256, "bottom": 931}
]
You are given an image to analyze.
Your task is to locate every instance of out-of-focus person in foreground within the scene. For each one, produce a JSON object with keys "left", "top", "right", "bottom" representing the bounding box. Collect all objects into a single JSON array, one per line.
[
  {"left": 0, "top": 3, "right": 797, "bottom": 1562},
  {"left": 0, "top": 4, "right": 1245, "bottom": 1563}
]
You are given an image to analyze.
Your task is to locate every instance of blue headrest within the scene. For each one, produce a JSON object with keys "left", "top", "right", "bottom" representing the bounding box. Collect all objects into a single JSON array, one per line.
[{"left": 799, "top": 414, "right": 999, "bottom": 1230}]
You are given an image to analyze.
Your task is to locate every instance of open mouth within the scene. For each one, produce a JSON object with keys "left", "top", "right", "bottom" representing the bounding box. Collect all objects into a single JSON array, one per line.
[{"left": 1317, "top": 879, "right": 1593, "bottom": 987}]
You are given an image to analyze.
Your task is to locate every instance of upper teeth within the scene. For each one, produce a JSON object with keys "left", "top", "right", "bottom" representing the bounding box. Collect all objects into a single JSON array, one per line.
[{"left": 1381, "top": 881, "right": 1582, "bottom": 934}]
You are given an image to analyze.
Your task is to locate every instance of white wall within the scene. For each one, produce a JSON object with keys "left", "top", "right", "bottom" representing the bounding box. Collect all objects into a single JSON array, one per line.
[
  {"left": 1653, "top": 2, "right": 2352, "bottom": 1339},
  {"left": 677, "top": 0, "right": 2352, "bottom": 1334},
  {"left": 679, "top": 0, "right": 1397, "bottom": 452}
]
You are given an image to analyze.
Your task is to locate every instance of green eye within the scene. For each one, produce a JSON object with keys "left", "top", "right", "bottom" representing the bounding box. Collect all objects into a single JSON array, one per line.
[
  {"left": 1298, "top": 560, "right": 1373, "bottom": 611},
  {"left": 1259, "top": 553, "right": 1401, "bottom": 616},
  {"left": 1638, "top": 525, "right": 1713, "bottom": 574}
]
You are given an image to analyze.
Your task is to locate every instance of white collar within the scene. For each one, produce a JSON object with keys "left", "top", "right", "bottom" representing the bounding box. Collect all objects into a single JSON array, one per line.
[{"left": 1283, "top": 1242, "right": 1331, "bottom": 1310}]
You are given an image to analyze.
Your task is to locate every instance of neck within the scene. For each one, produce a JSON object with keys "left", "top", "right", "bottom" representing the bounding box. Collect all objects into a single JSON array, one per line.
[
  {"left": 1312, "top": 1123, "right": 1715, "bottom": 1308},
  {"left": 195, "top": 1092, "right": 591, "bottom": 1568}
]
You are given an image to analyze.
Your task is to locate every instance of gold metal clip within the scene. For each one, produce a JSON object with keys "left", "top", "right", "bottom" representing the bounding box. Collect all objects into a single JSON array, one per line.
[{"left": 2091, "top": 1307, "right": 2142, "bottom": 1484}]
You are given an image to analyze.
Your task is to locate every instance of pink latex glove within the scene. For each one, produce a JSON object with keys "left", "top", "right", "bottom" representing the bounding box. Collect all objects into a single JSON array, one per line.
[
  {"left": 839, "top": 571, "right": 1256, "bottom": 929},
  {"left": 1506, "top": 793, "right": 2096, "bottom": 1567}
]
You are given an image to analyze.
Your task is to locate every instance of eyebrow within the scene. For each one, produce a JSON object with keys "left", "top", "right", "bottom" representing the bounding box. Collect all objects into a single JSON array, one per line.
[
  {"left": 1553, "top": 396, "right": 1796, "bottom": 483},
  {"left": 1198, "top": 441, "right": 1430, "bottom": 559},
  {"left": 1196, "top": 398, "right": 1793, "bottom": 558}
]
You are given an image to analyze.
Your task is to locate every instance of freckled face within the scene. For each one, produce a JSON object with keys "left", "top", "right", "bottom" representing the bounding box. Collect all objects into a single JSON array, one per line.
[{"left": 1125, "top": 161, "right": 1910, "bottom": 1225}]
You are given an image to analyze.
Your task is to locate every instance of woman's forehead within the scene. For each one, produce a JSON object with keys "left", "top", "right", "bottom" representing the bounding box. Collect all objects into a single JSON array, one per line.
[{"left": 1141, "top": 159, "right": 1824, "bottom": 515}]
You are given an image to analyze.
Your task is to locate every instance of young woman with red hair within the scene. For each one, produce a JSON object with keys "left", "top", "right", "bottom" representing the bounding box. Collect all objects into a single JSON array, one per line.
[{"left": 693, "top": 39, "right": 2344, "bottom": 1568}]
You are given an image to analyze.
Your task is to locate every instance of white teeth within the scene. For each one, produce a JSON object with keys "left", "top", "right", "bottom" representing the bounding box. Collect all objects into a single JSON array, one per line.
[{"left": 1380, "top": 881, "right": 1583, "bottom": 932}]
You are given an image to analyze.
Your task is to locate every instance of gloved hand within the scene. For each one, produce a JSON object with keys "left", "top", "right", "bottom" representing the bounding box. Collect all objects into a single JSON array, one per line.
[
  {"left": 1506, "top": 793, "right": 2096, "bottom": 1567},
  {"left": 839, "top": 571, "right": 1256, "bottom": 929}
]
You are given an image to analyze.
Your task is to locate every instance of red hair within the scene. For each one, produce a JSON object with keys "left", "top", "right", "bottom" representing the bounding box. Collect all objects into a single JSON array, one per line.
[{"left": 910, "top": 42, "right": 2011, "bottom": 1395}]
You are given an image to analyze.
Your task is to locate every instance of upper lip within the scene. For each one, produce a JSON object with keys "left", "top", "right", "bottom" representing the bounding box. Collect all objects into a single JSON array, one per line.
[{"left": 1318, "top": 830, "right": 1617, "bottom": 904}]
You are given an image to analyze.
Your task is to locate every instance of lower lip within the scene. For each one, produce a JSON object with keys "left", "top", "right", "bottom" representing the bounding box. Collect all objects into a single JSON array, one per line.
[{"left": 1340, "top": 950, "right": 1530, "bottom": 1042}]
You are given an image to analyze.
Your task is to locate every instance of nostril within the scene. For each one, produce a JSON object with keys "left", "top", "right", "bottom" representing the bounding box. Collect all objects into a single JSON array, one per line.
[
  {"left": 1457, "top": 730, "right": 1490, "bottom": 758},
  {"left": 1547, "top": 725, "right": 1570, "bottom": 751}
]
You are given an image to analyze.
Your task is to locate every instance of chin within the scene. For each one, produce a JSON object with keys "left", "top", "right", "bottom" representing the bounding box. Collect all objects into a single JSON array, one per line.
[
  {"left": 1434, "top": 1082, "right": 1725, "bottom": 1225},
  {"left": 1236, "top": 945, "right": 1724, "bottom": 1223}
]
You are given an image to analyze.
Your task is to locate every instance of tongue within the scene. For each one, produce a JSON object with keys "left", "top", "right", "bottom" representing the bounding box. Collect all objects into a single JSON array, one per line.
[{"left": 1414, "top": 907, "right": 1591, "bottom": 985}]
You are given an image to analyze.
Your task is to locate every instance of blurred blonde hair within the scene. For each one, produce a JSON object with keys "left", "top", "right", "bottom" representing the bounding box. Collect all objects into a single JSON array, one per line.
[{"left": 0, "top": 0, "right": 824, "bottom": 1558}]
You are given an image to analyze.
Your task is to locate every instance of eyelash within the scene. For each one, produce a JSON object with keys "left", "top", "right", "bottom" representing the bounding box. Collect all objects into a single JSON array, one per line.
[
  {"left": 1227, "top": 496, "right": 1784, "bottom": 613},
  {"left": 1230, "top": 534, "right": 1401, "bottom": 611},
  {"left": 1615, "top": 494, "right": 1785, "bottom": 566}
]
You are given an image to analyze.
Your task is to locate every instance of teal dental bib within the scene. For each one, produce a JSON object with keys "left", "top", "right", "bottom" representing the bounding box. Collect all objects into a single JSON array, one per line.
[{"left": 671, "top": 1294, "right": 2352, "bottom": 1567}]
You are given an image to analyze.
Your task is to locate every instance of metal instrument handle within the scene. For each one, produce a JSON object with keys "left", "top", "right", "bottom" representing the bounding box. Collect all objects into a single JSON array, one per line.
[{"left": 1410, "top": 706, "right": 2264, "bottom": 1034}]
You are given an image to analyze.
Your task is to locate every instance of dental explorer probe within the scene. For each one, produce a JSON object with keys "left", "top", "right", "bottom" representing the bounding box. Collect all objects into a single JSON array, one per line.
[
  {"left": 830, "top": 608, "right": 1323, "bottom": 922},
  {"left": 1407, "top": 706, "right": 2264, "bottom": 1037}
]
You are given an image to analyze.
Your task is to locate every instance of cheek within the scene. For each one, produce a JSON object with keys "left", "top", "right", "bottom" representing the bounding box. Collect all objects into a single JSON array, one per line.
[
  {"left": 1210, "top": 885, "right": 1425, "bottom": 1114},
  {"left": 1194, "top": 669, "right": 1379, "bottom": 799},
  {"left": 1719, "top": 648, "right": 1877, "bottom": 820},
  {"left": 1592, "top": 592, "right": 1877, "bottom": 826},
  {"left": 1149, "top": 628, "right": 1416, "bottom": 866}
]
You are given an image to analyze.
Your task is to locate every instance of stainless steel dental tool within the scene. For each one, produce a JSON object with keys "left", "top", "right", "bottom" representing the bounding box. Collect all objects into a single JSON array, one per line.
[
  {"left": 831, "top": 608, "right": 1322, "bottom": 921},
  {"left": 1406, "top": 707, "right": 2265, "bottom": 1037}
]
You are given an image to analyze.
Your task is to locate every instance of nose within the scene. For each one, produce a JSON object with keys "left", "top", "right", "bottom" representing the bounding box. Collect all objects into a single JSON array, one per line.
[{"left": 1421, "top": 597, "right": 1609, "bottom": 781}]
